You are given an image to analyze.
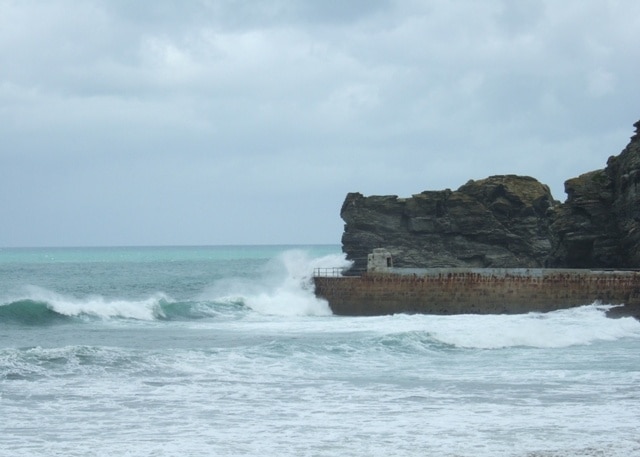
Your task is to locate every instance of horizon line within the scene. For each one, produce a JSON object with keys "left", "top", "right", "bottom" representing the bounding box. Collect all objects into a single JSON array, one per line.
[{"left": 0, "top": 242, "right": 341, "bottom": 250}]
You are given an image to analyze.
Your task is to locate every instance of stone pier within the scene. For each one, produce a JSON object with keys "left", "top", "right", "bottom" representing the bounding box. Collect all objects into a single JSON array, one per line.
[{"left": 313, "top": 269, "right": 640, "bottom": 316}]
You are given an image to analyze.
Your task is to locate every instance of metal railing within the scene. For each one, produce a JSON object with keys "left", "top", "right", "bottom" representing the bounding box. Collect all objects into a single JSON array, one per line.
[
  {"left": 313, "top": 267, "right": 367, "bottom": 277},
  {"left": 313, "top": 267, "right": 349, "bottom": 277}
]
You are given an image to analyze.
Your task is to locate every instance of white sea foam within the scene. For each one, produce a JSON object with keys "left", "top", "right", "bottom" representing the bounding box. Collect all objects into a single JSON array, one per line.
[
  {"left": 361, "top": 304, "right": 640, "bottom": 349},
  {"left": 4, "top": 246, "right": 640, "bottom": 457},
  {"left": 14, "top": 285, "right": 169, "bottom": 320},
  {"left": 2, "top": 249, "right": 351, "bottom": 321},
  {"left": 227, "top": 304, "right": 639, "bottom": 348},
  {"left": 4, "top": 319, "right": 640, "bottom": 457},
  {"left": 432, "top": 304, "right": 640, "bottom": 348},
  {"left": 202, "top": 249, "right": 352, "bottom": 316}
]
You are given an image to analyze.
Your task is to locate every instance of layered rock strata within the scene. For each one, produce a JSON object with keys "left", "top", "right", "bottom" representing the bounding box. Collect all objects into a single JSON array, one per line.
[{"left": 341, "top": 120, "right": 640, "bottom": 273}]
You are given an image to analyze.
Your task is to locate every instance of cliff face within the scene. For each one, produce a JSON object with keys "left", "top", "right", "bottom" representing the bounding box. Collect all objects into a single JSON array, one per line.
[
  {"left": 609, "top": 120, "right": 640, "bottom": 266},
  {"left": 341, "top": 120, "right": 640, "bottom": 271},
  {"left": 548, "top": 169, "right": 620, "bottom": 267},
  {"left": 342, "top": 176, "right": 557, "bottom": 272}
]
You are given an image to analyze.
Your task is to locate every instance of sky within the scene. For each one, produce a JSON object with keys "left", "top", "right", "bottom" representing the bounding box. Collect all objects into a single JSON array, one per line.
[{"left": 1, "top": 0, "right": 639, "bottom": 247}]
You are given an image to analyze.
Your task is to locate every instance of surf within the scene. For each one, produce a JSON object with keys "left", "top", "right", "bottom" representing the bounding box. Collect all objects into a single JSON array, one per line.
[
  {"left": 198, "top": 249, "right": 352, "bottom": 316},
  {"left": 347, "top": 304, "right": 640, "bottom": 350},
  {"left": 0, "top": 299, "right": 73, "bottom": 326},
  {"left": 0, "top": 249, "right": 352, "bottom": 325}
]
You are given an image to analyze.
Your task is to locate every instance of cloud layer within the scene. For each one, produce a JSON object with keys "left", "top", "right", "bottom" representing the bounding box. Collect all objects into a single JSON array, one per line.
[{"left": 2, "top": 0, "right": 639, "bottom": 246}]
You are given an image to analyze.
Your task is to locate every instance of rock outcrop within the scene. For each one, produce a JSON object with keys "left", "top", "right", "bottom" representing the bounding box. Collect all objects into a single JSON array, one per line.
[
  {"left": 341, "top": 175, "right": 558, "bottom": 272},
  {"left": 609, "top": 120, "right": 640, "bottom": 266},
  {"left": 341, "top": 120, "right": 640, "bottom": 272},
  {"left": 548, "top": 169, "right": 621, "bottom": 267},
  {"left": 549, "top": 120, "right": 640, "bottom": 268}
]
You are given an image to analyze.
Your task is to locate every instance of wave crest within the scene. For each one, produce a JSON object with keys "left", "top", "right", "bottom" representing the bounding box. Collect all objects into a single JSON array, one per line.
[
  {"left": 0, "top": 286, "right": 170, "bottom": 324},
  {"left": 0, "top": 286, "right": 256, "bottom": 326},
  {"left": 1, "top": 250, "right": 351, "bottom": 325},
  {"left": 201, "top": 250, "right": 351, "bottom": 316},
  {"left": 0, "top": 299, "right": 72, "bottom": 325}
]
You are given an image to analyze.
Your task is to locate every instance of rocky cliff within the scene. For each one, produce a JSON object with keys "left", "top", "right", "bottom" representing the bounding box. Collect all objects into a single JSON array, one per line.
[{"left": 341, "top": 120, "right": 640, "bottom": 272}]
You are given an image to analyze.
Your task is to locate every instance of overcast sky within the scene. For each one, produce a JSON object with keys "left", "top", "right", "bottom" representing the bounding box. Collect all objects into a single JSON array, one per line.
[{"left": 1, "top": 0, "right": 639, "bottom": 247}]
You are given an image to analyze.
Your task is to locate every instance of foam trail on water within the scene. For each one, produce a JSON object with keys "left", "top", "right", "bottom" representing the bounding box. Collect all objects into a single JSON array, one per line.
[
  {"left": 203, "top": 250, "right": 351, "bottom": 316},
  {"left": 424, "top": 304, "right": 640, "bottom": 349}
]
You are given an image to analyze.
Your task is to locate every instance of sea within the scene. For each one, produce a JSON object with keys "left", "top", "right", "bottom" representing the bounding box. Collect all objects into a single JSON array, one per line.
[{"left": 1, "top": 245, "right": 640, "bottom": 457}]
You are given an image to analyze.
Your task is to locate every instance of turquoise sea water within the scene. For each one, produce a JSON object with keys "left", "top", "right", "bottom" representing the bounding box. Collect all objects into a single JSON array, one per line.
[{"left": 1, "top": 245, "right": 640, "bottom": 457}]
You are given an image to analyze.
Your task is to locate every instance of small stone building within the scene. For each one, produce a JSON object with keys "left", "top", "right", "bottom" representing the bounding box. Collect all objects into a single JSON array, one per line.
[{"left": 367, "top": 248, "right": 393, "bottom": 272}]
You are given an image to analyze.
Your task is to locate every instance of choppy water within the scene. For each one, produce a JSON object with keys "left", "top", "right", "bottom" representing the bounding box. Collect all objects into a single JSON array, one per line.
[{"left": 1, "top": 245, "right": 639, "bottom": 457}]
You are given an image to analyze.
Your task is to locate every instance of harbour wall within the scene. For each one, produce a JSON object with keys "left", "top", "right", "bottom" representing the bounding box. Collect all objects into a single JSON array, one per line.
[{"left": 313, "top": 269, "right": 640, "bottom": 316}]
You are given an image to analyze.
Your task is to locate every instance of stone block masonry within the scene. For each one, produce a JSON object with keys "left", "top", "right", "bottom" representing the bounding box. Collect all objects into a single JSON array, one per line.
[{"left": 313, "top": 269, "right": 640, "bottom": 316}]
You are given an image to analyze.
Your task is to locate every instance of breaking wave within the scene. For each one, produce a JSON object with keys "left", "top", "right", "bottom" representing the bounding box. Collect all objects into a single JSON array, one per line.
[
  {"left": 198, "top": 249, "right": 351, "bottom": 316},
  {"left": 0, "top": 250, "right": 352, "bottom": 325},
  {"left": 351, "top": 305, "right": 640, "bottom": 350},
  {"left": 0, "top": 287, "right": 174, "bottom": 325},
  {"left": 0, "top": 293, "right": 251, "bottom": 326}
]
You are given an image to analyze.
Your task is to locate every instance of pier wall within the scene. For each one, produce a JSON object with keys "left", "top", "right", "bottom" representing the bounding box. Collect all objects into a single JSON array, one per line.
[{"left": 313, "top": 270, "right": 640, "bottom": 316}]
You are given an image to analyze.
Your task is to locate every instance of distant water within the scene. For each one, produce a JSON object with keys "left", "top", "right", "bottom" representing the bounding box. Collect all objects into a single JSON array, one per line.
[{"left": 1, "top": 245, "right": 640, "bottom": 457}]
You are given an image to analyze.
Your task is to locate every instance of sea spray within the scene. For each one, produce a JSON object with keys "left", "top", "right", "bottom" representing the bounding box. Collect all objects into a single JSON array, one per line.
[
  {"left": 3, "top": 245, "right": 640, "bottom": 457},
  {"left": 0, "top": 249, "right": 351, "bottom": 323},
  {"left": 203, "top": 249, "right": 351, "bottom": 316}
]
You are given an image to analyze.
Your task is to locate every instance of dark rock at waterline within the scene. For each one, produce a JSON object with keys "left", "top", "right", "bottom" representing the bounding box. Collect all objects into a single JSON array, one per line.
[
  {"left": 605, "top": 303, "right": 640, "bottom": 321},
  {"left": 341, "top": 120, "right": 640, "bottom": 273}
]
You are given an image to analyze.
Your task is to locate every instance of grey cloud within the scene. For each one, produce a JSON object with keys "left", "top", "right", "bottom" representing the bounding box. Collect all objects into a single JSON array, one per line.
[{"left": 1, "top": 0, "right": 639, "bottom": 246}]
